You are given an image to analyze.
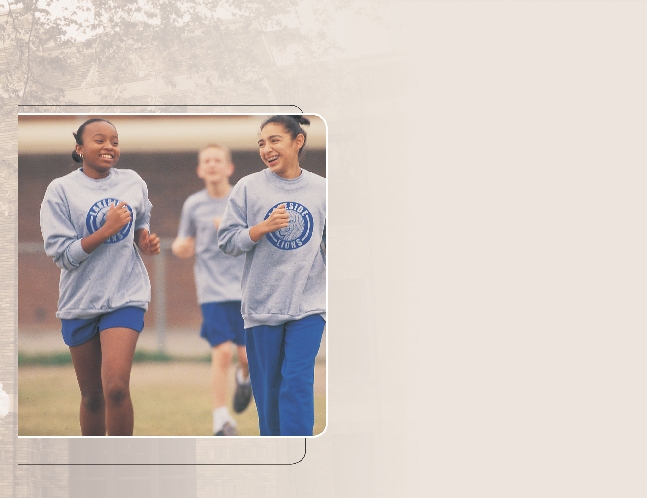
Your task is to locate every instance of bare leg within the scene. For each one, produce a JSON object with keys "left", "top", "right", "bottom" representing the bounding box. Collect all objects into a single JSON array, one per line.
[
  {"left": 69, "top": 334, "right": 105, "bottom": 436},
  {"left": 100, "top": 327, "right": 139, "bottom": 436},
  {"left": 236, "top": 345, "right": 249, "bottom": 378},
  {"left": 211, "top": 342, "right": 233, "bottom": 409}
]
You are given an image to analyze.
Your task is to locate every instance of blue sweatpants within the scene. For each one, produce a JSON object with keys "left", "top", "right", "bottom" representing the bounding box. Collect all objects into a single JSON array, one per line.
[{"left": 245, "top": 314, "right": 325, "bottom": 436}]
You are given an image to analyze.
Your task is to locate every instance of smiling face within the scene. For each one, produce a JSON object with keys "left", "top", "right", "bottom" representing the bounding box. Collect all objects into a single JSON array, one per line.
[
  {"left": 196, "top": 146, "right": 233, "bottom": 187},
  {"left": 258, "top": 122, "right": 304, "bottom": 179},
  {"left": 76, "top": 120, "right": 120, "bottom": 179}
]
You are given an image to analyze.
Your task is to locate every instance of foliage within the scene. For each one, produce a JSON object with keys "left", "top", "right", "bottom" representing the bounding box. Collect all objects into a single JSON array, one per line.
[
  {"left": 1, "top": 0, "right": 73, "bottom": 105},
  {"left": 0, "top": 0, "right": 357, "bottom": 107}
]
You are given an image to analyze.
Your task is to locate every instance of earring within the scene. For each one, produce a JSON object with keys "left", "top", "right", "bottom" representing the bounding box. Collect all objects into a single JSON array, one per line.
[{"left": 80, "top": 153, "right": 84, "bottom": 158}]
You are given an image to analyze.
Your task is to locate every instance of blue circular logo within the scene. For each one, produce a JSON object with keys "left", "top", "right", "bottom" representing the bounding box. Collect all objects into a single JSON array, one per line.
[
  {"left": 264, "top": 201, "right": 314, "bottom": 250},
  {"left": 86, "top": 198, "right": 133, "bottom": 244}
]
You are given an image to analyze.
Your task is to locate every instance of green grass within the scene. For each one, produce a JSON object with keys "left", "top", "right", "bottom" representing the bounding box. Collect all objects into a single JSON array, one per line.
[
  {"left": 18, "top": 351, "right": 74, "bottom": 366},
  {"left": 18, "top": 350, "right": 211, "bottom": 366},
  {"left": 19, "top": 361, "right": 327, "bottom": 437}
]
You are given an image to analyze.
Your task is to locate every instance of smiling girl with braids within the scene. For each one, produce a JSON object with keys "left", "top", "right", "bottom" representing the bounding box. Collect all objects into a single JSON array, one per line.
[{"left": 40, "top": 118, "right": 160, "bottom": 436}]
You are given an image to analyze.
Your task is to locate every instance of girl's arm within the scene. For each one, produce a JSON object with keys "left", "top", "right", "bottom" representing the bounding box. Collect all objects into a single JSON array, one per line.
[
  {"left": 132, "top": 177, "right": 159, "bottom": 255},
  {"left": 135, "top": 229, "right": 161, "bottom": 255},
  {"left": 219, "top": 186, "right": 290, "bottom": 254},
  {"left": 320, "top": 221, "right": 326, "bottom": 265},
  {"left": 218, "top": 182, "right": 256, "bottom": 256},
  {"left": 41, "top": 185, "right": 130, "bottom": 270}
]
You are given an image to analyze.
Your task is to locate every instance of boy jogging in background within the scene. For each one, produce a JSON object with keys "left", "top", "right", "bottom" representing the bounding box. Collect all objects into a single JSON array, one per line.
[{"left": 172, "top": 144, "right": 252, "bottom": 436}]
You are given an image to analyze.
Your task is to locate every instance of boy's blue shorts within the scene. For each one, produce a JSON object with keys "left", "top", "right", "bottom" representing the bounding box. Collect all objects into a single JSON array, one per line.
[
  {"left": 61, "top": 307, "right": 146, "bottom": 347},
  {"left": 200, "top": 301, "right": 245, "bottom": 347}
]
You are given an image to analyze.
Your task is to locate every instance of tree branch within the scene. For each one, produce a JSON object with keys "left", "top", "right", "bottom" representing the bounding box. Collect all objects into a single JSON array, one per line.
[{"left": 20, "top": 11, "right": 36, "bottom": 101}]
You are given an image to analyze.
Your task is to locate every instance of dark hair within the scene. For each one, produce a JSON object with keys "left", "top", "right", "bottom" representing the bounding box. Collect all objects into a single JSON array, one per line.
[
  {"left": 260, "top": 115, "right": 310, "bottom": 156},
  {"left": 71, "top": 118, "right": 116, "bottom": 163}
]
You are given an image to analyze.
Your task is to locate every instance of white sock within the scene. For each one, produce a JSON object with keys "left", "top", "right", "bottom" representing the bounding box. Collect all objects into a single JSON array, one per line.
[
  {"left": 236, "top": 368, "right": 251, "bottom": 385},
  {"left": 213, "top": 406, "right": 235, "bottom": 433}
]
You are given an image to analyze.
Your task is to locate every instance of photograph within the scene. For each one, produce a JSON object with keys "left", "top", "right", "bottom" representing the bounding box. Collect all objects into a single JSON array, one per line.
[{"left": 18, "top": 113, "right": 327, "bottom": 437}]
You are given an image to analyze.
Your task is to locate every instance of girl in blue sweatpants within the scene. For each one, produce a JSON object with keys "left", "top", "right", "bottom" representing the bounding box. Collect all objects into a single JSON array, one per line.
[{"left": 218, "top": 115, "right": 326, "bottom": 436}]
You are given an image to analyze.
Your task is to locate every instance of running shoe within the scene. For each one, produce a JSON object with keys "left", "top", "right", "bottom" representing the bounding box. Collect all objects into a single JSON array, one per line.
[
  {"left": 233, "top": 368, "right": 252, "bottom": 413},
  {"left": 214, "top": 421, "right": 238, "bottom": 436}
]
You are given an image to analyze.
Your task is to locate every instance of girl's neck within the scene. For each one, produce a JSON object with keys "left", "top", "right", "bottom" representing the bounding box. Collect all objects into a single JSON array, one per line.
[
  {"left": 278, "top": 163, "right": 302, "bottom": 180},
  {"left": 81, "top": 166, "right": 111, "bottom": 180}
]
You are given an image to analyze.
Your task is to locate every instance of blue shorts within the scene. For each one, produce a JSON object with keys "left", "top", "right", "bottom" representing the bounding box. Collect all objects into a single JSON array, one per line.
[
  {"left": 61, "top": 307, "right": 146, "bottom": 347},
  {"left": 200, "top": 301, "right": 245, "bottom": 347}
]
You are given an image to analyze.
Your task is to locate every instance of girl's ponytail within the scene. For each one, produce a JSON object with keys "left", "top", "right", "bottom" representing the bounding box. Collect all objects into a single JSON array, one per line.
[
  {"left": 71, "top": 149, "right": 83, "bottom": 163},
  {"left": 260, "top": 115, "right": 310, "bottom": 156}
]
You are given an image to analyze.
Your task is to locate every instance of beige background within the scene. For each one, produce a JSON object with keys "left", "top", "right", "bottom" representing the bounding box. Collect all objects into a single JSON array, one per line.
[{"left": 3, "top": 0, "right": 647, "bottom": 496}]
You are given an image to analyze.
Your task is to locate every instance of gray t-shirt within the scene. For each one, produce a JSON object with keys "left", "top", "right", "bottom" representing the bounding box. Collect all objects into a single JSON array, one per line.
[
  {"left": 177, "top": 189, "right": 244, "bottom": 304},
  {"left": 218, "top": 169, "right": 326, "bottom": 328},
  {"left": 40, "top": 168, "right": 152, "bottom": 319}
]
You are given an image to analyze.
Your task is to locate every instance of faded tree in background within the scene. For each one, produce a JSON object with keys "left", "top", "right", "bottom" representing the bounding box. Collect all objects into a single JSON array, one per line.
[{"left": 0, "top": 0, "right": 368, "bottom": 108}]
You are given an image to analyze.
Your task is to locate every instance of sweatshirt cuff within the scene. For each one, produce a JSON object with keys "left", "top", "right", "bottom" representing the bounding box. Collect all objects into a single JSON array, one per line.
[
  {"left": 240, "top": 228, "right": 258, "bottom": 252},
  {"left": 66, "top": 239, "right": 91, "bottom": 267}
]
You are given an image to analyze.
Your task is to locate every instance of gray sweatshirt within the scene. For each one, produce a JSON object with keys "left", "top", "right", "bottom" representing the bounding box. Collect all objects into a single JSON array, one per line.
[
  {"left": 176, "top": 189, "right": 244, "bottom": 304},
  {"left": 218, "top": 168, "right": 326, "bottom": 328},
  {"left": 40, "top": 168, "right": 153, "bottom": 319}
]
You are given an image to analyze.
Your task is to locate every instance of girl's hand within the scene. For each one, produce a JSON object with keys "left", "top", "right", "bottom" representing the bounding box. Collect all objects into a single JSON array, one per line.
[
  {"left": 264, "top": 204, "right": 290, "bottom": 232},
  {"left": 249, "top": 204, "right": 290, "bottom": 242},
  {"left": 80, "top": 202, "right": 134, "bottom": 255},
  {"left": 102, "top": 201, "right": 132, "bottom": 236},
  {"left": 136, "top": 230, "right": 161, "bottom": 255},
  {"left": 213, "top": 216, "right": 223, "bottom": 230}
]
